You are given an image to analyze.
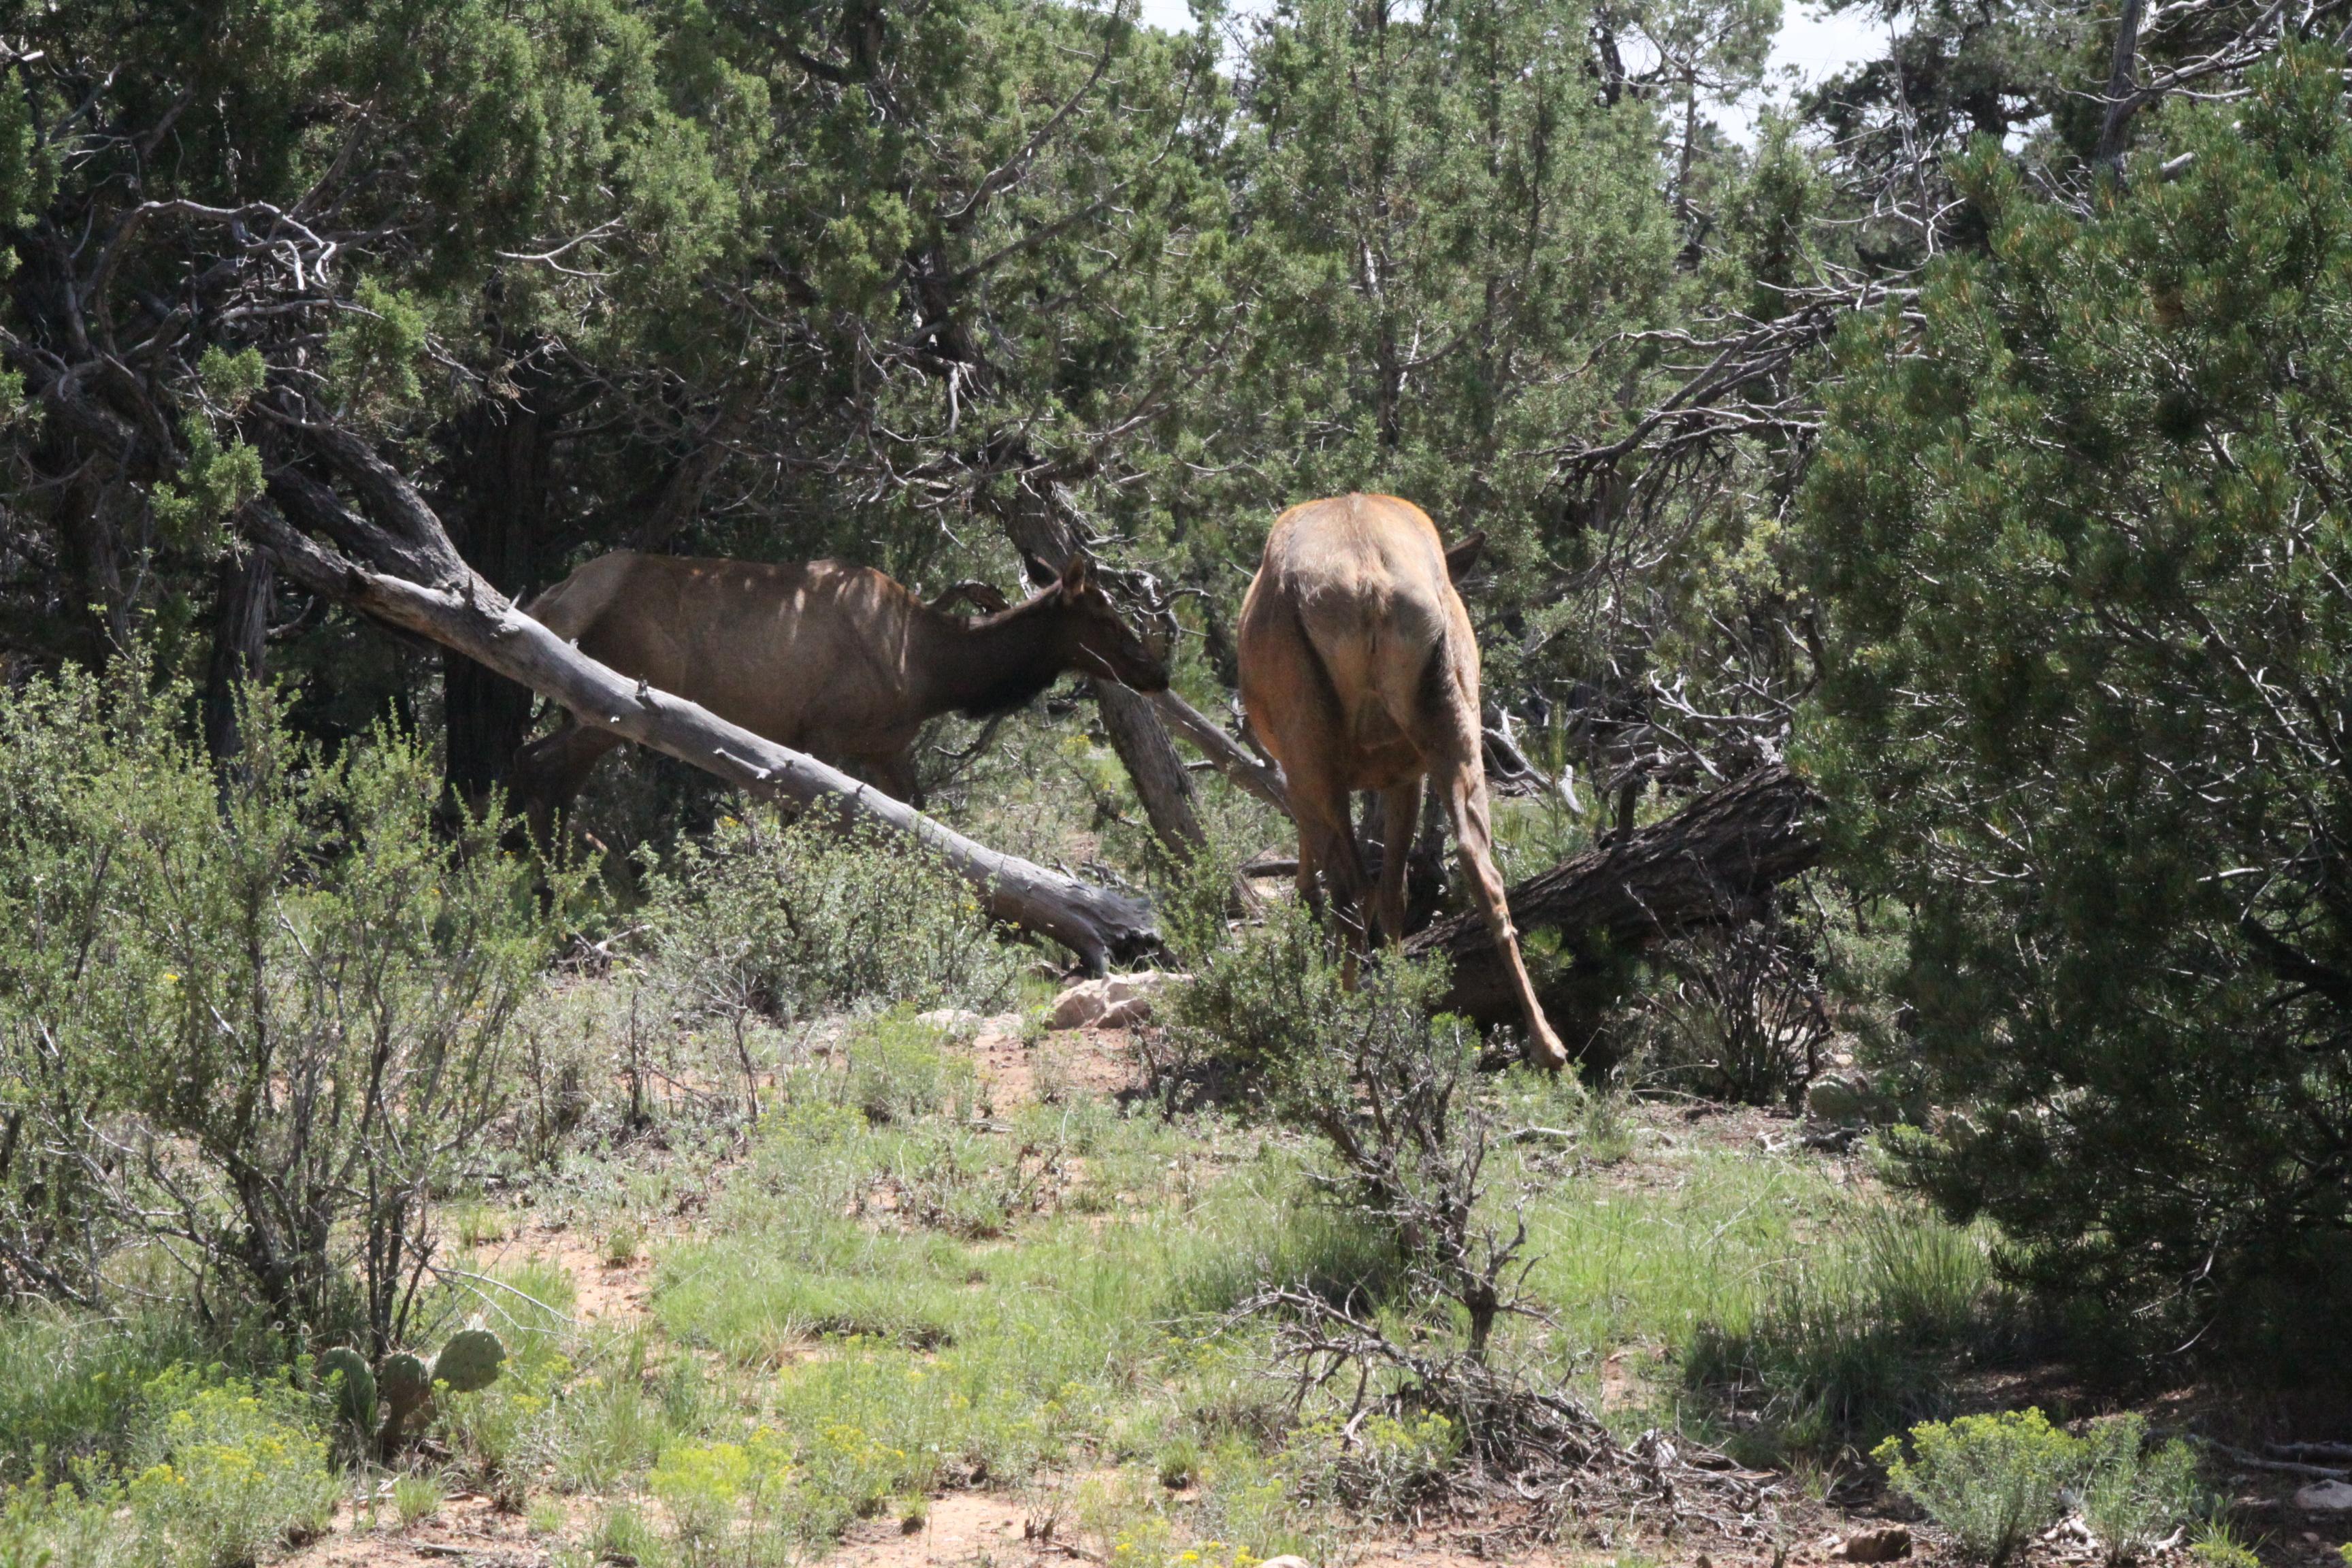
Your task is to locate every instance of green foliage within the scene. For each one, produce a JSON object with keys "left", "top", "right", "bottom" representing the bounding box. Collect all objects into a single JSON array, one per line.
[
  {"left": 1684, "top": 1204, "right": 2005, "bottom": 1454},
  {"left": 1874, "top": 1408, "right": 2079, "bottom": 1565},
  {"left": 325, "top": 278, "right": 426, "bottom": 419},
  {"left": 0, "top": 1309, "right": 215, "bottom": 1488},
  {"left": 1167, "top": 899, "right": 1430, "bottom": 1118},
  {"left": 2190, "top": 1522, "right": 2262, "bottom": 1568},
  {"left": 194, "top": 346, "right": 267, "bottom": 409},
  {"left": 315, "top": 1349, "right": 376, "bottom": 1435},
  {"left": 1286, "top": 1410, "right": 1461, "bottom": 1514},
  {"left": 391, "top": 1469, "right": 442, "bottom": 1526},
  {"left": 434, "top": 1328, "right": 508, "bottom": 1395},
  {"left": 1155, "top": 0, "right": 1673, "bottom": 670},
  {"left": 1873, "top": 1405, "right": 2202, "bottom": 1567},
  {"left": 0, "top": 668, "right": 563, "bottom": 1344},
  {"left": 0, "top": 1367, "right": 339, "bottom": 1568},
  {"left": 1803, "top": 45, "right": 2352, "bottom": 1339},
  {"left": 644, "top": 811, "right": 1017, "bottom": 1029},
  {"left": 148, "top": 421, "right": 263, "bottom": 550},
  {"left": 2078, "top": 1414, "right": 2204, "bottom": 1564},
  {"left": 839, "top": 1013, "right": 983, "bottom": 1128}
]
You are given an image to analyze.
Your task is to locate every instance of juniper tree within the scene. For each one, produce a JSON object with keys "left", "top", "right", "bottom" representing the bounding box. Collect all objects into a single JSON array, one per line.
[{"left": 1803, "top": 47, "right": 2352, "bottom": 1345}]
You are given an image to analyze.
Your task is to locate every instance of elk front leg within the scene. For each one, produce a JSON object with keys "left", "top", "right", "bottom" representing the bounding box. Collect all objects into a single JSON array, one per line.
[{"left": 511, "top": 716, "right": 626, "bottom": 847}]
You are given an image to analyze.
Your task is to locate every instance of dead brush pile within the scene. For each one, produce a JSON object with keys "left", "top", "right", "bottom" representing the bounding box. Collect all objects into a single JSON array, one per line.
[{"left": 1192, "top": 927, "right": 1785, "bottom": 1546}]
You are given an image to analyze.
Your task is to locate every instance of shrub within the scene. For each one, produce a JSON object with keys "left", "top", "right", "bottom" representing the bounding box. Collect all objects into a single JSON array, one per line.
[
  {"left": 1635, "top": 921, "right": 1827, "bottom": 1107},
  {"left": 0, "top": 1308, "right": 212, "bottom": 1486},
  {"left": 123, "top": 1370, "right": 340, "bottom": 1568},
  {"left": 1286, "top": 1409, "right": 1462, "bottom": 1513},
  {"left": 1166, "top": 901, "right": 1356, "bottom": 1101},
  {"left": 841, "top": 1014, "right": 982, "bottom": 1127},
  {"left": 0, "top": 670, "right": 561, "bottom": 1345},
  {"left": 2079, "top": 1415, "right": 2204, "bottom": 1564},
  {"left": 390, "top": 1470, "right": 442, "bottom": 1527},
  {"left": 649, "top": 1438, "right": 762, "bottom": 1544},
  {"left": 644, "top": 810, "right": 1018, "bottom": 1031},
  {"left": 1874, "top": 1408, "right": 2078, "bottom": 1565},
  {"left": 2190, "top": 1521, "right": 2261, "bottom": 1568}
]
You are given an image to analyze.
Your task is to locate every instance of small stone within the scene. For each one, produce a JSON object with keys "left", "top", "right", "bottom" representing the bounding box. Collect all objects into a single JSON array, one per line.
[
  {"left": 1049, "top": 970, "right": 1182, "bottom": 1030},
  {"left": 2296, "top": 1480, "right": 2352, "bottom": 1511},
  {"left": 1256, "top": 1557, "right": 1315, "bottom": 1568},
  {"left": 1831, "top": 1526, "right": 1913, "bottom": 1563}
]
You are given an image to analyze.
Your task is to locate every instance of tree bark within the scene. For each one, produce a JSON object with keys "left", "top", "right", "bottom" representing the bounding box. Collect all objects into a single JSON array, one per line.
[
  {"left": 2095, "top": 0, "right": 2146, "bottom": 172},
  {"left": 202, "top": 545, "right": 272, "bottom": 760},
  {"left": 1403, "top": 764, "right": 1818, "bottom": 1031},
  {"left": 440, "top": 385, "right": 553, "bottom": 802},
  {"left": 987, "top": 477, "right": 1208, "bottom": 859},
  {"left": 247, "top": 483, "right": 1160, "bottom": 971},
  {"left": 1093, "top": 681, "right": 1209, "bottom": 854},
  {"left": 1149, "top": 689, "right": 1291, "bottom": 817}
]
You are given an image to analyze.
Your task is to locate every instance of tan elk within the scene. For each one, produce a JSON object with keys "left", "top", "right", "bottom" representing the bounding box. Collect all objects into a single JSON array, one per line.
[
  {"left": 512, "top": 550, "right": 1168, "bottom": 813},
  {"left": 1237, "top": 493, "right": 1568, "bottom": 1068}
]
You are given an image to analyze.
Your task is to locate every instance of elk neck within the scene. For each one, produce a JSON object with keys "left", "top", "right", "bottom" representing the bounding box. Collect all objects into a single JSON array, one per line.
[{"left": 911, "top": 591, "right": 1080, "bottom": 719}]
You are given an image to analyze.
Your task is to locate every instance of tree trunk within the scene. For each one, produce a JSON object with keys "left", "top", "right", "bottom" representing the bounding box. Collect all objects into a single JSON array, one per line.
[
  {"left": 1092, "top": 679, "right": 1209, "bottom": 854},
  {"left": 248, "top": 477, "right": 1160, "bottom": 971},
  {"left": 2095, "top": 0, "right": 2146, "bottom": 171},
  {"left": 441, "top": 382, "right": 554, "bottom": 802},
  {"left": 202, "top": 546, "right": 272, "bottom": 760},
  {"left": 1404, "top": 764, "right": 1818, "bottom": 1033},
  {"left": 987, "top": 478, "right": 1209, "bottom": 859}
]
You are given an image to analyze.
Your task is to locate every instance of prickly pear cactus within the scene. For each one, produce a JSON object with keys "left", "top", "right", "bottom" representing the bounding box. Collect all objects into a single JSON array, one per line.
[
  {"left": 432, "top": 1327, "right": 505, "bottom": 1394},
  {"left": 380, "top": 1351, "right": 431, "bottom": 1407},
  {"left": 376, "top": 1350, "right": 433, "bottom": 1453},
  {"left": 317, "top": 1347, "right": 375, "bottom": 1430}
]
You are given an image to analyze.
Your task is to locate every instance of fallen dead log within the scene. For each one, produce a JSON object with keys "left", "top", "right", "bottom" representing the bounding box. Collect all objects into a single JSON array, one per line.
[
  {"left": 1404, "top": 764, "right": 1818, "bottom": 1033},
  {"left": 245, "top": 495, "right": 1160, "bottom": 972}
]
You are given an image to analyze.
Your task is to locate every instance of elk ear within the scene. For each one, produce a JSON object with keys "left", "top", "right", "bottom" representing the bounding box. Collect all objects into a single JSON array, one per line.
[
  {"left": 1060, "top": 553, "right": 1094, "bottom": 594},
  {"left": 1443, "top": 530, "right": 1487, "bottom": 581}
]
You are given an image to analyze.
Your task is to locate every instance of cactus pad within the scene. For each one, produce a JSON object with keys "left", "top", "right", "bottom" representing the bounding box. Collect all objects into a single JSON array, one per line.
[
  {"left": 379, "top": 1352, "right": 431, "bottom": 1408},
  {"left": 317, "top": 1347, "right": 376, "bottom": 1429},
  {"left": 432, "top": 1328, "right": 505, "bottom": 1394}
]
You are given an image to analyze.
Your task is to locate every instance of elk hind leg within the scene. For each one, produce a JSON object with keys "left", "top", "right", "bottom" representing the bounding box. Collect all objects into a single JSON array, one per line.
[
  {"left": 1373, "top": 779, "right": 1422, "bottom": 945},
  {"left": 1432, "top": 754, "right": 1567, "bottom": 1067},
  {"left": 1390, "top": 646, "right": 1569, "bottom": 1068}
]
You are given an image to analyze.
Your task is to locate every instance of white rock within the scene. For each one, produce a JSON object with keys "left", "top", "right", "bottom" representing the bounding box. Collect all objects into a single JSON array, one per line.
[
  {"left": 915, "top": 1008, "right": 986, "bottom": 1036},
  {"left": 1256, "top": 1557, "right": 1315, "bottom": 1568},
  {"left": 1049, "top": 970, "right": 1183, "bottom": 1030},
  {"left": 2296, "top": 1480, "right": 2352, "bottom": 1511}
]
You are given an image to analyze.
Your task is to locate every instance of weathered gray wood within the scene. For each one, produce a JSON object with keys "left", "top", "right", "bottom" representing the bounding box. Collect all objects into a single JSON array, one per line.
[
  {"left": 1404, "top": 764, "right": 1818, "bottom": 1030},
  {"left": 1094, "top": 679, "right": 1210, "bottom": 854},
  {"left": 246, "top": 497, "right": 1160, "bottom": 971},
  {"left": 1150, "top": 689, "right": 1292, "bottom": 817}
]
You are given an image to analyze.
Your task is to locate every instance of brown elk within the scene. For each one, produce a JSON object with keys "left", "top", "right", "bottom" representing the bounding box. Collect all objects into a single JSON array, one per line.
[
  {"left": 511, "top": 550, "right": 1169, "bottom": 813},
  {"left": 1237, "top": 493, "right": 1568, "bottom": 1068}
]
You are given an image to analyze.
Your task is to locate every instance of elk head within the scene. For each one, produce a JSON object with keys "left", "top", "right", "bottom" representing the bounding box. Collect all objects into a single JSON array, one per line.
[{"left": 1048, "top": 554, "right": 1171, "bottom": 692}]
